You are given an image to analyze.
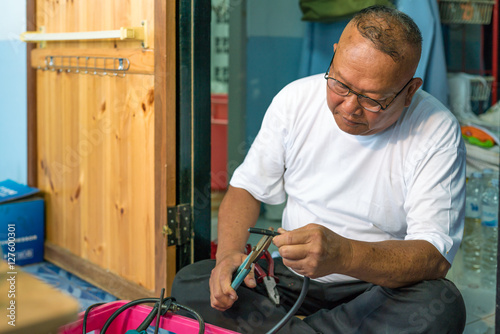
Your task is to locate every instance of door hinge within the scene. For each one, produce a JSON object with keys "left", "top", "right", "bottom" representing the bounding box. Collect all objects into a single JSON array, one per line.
[{"left": 165, "top": 204, "right": 191, "bottom": 246}]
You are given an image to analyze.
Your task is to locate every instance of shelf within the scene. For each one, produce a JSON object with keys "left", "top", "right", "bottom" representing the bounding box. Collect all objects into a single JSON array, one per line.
[{"left": 20, "top": 21, "right": 148, "bottom": 48}]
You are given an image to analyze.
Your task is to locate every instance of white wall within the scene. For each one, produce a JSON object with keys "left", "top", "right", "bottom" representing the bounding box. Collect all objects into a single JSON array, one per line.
[{"left": 0, "top": 1, "right": 27, "bottom": 184}]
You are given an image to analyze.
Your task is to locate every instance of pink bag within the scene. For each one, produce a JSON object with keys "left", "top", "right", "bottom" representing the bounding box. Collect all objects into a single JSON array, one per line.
[{"left": 59, "top": 300, "right": 238, "bottom": 334}]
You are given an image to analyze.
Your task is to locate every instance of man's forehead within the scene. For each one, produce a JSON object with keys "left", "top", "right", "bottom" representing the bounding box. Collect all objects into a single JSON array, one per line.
[
  {"left": 337, "top": 25, "right": 381, "bottom": 59},
  {"left": 332, "top": 46, "right": 409, "bottom": 96}
]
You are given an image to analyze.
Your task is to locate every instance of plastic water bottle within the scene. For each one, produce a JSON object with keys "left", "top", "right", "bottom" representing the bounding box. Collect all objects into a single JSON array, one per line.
[
  {"left": 482, "top": 168, "right": 494, "bottom": 188},
  {"left": 480, "top": 178, "right": 499, "bottom": 290},
  {"left": 462, "top": 172, "right": 483, "bottom": 273}
]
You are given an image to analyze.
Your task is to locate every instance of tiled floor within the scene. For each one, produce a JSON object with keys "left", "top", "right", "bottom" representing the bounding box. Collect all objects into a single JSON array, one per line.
[
  {"left": 22, "top": 261, "right": 118, "bottom": 313},
  {"left": 446, "top": 247, "right": 496, "bottom": 333}
]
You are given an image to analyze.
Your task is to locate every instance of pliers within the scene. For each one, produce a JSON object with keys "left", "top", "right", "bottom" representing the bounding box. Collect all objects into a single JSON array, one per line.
[
  {"left": 253, "top": 248, "right": 280, "bottom": 305},
  {"left": 231, "top": 228, "right": 280, "bottom": 304}
]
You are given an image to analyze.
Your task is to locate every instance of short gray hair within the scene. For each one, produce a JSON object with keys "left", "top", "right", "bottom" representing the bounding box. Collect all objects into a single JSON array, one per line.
[{"left": 351, "top": 5, "right": 422, "bottom": 63}]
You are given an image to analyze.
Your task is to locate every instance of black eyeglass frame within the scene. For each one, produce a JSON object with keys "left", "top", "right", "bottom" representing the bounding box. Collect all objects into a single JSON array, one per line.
[{"left": 324, "top": 53, "right": 413, "bottom": 113}]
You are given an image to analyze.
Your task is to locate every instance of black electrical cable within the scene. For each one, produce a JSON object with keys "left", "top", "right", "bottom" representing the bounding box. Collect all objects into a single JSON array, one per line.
[
  {"left": 174, "top": 302, "right": 206, "bottom": 331},
  {"left": 83, "top": 278, "right": 305, "bottom": 334},
  {"left": 82, "top": 302, "right": 106, "bottom": 334},
  {"left": 266, "top": 276, "right": 310, "bottom": 334},
  {"left": 100, "top": 298, "right": 159, "bottom": 333},
  {"left": 154, "top": 288, "right": 165, "bottom": 334},
  {"left": 83, "top": 225, "right": 304, "bottom": 334},
  {"left": 246, "top": 227, "right": 311, "bottom": 334},
  {"left": 133, "top": 292, "right": 171, "bottom": 333},
  {"left": 135, "top": 301, "right": 162, "bottom": 332},
  {"left": 135, "top": 302, "right": 161, "bottom": 332},
  {"left": 98, "top": 297, "right": 205, "bottom": 334}
]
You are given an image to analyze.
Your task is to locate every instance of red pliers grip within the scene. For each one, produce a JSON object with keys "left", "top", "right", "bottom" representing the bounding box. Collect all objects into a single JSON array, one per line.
[{"left": 247, "top": 246, "right": 279, "bottom": 284}]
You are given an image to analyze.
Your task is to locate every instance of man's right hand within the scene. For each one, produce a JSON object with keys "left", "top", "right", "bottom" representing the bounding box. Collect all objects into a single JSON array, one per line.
[
  {"left": 210, "top": 186, "right": 262, "bottom": 311},
  {"left": 209, "top": 251, "right": 257, "bottom": 311}
]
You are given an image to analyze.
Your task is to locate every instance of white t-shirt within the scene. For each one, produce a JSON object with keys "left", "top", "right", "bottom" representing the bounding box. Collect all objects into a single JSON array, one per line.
[{"left": 230, "top": 74, "right": 466, "bottom": 283}]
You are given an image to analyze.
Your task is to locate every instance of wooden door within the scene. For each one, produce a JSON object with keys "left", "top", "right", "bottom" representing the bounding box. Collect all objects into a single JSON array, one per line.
[{"left": 26, "top": 0, "right": 176, "bottom": 299}]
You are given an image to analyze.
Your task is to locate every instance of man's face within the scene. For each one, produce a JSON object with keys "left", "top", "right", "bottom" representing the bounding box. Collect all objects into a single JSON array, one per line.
[{"left": 326, "top": 25, "right": 421, "bottom": 136}]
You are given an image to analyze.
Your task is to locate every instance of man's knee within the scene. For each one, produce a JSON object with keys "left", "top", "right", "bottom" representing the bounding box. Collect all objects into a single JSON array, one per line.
[
  {"left": 399, "top": 279, "right": 466, "bottom": 333},
  {"left": 173, "top": 259, "right": 215, "bottom": 283},
  {"left": 171, "top": 259, "right": 215, "bottom": 302}
]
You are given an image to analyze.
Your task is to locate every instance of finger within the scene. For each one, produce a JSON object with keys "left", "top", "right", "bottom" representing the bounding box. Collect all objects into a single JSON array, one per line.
[
  {"left": 210, "top": 277, "right": 237, "bottom": 311},
  {"left": 277, "top": 227, "right": 288, "bottom": 234},
  {"left": 281, "top": 257, "right": 315, "bottom": 277},
  {"left": 243, "top": 264, "right": 257, "bottom": 288},
  {"left": 278, "top": 243, "right": 309, "bottom": 261},
  {"left": 273, "top": 228, "right": 289, "bottom": 247},
  {"left": 209, "top": 265, "right": 238, "bottom": 310},
  {"left": 274, "top": 228, "right": 311, "bottom": 248},
  {"left": 220, "top": 264, "right": 240, "bottom": 300}
]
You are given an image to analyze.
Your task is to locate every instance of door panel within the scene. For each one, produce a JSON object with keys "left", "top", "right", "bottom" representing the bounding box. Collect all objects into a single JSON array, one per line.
[
  {"left": 27, "top": 0, "right": 176, "bottom": 298},
  {"left": 37, "top": 72, "right": 156, "bottom": 289}
]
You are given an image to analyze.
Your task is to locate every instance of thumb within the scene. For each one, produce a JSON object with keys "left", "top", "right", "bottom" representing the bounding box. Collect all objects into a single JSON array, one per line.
[
  {"left": 274, "top": 227, "right": 289, "bottom": 247},
  {"left": 277, "top": 227, "right": 288, "bottom": 234}
]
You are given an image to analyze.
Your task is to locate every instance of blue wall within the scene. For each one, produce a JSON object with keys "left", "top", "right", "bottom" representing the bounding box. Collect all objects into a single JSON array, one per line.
[
  {"left": 0, "top": 2, "right": 27, "bottom": 184},
  {"left": 245, "top": 1, "right": 306, "bottom": 144},
  {"left": 246, "top": 37, "right": 305, "bottom": 143}
]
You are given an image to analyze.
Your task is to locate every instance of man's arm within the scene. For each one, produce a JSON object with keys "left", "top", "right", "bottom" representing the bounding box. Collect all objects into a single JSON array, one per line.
[
  {"left": 216, "top": 185, "right": 261, "bottom": 258},
  {"left": 348, "top": 238, "right": 450, "bottom": 288},
  {"left": 210, "top": 185, "right": 261, "bottom": 311},
  {"left": 274, "top": 224, "right": 450, "bottom": 288}
]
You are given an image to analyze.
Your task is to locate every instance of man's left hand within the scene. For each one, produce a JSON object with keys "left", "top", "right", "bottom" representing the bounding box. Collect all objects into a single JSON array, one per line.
[{"left": 273, "top": 223, "right": 353, "bottom": 278}]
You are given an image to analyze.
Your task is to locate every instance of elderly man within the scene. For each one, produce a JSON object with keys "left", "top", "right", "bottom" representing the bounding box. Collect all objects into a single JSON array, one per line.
[{"left": 172, "top": 5, "right": 466, "bottom": 333}]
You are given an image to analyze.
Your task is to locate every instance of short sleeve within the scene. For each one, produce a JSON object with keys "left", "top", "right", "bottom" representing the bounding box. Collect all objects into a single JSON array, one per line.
[
  {"left": 230, "top": 94, "right": 290, "bottom": 205},
  {"left": 404, "top": 141, "right": 466, "bottom": 264}
]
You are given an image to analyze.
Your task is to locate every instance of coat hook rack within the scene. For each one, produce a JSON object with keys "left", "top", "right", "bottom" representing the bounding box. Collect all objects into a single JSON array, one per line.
[{"left": 38, "top": 55, "right": 131, "bottom": 77}]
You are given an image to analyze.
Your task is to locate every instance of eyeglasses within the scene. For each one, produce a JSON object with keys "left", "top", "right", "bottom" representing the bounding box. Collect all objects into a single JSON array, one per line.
[{"left": 324, "top": 53, "right": 413, "bottom": 113}]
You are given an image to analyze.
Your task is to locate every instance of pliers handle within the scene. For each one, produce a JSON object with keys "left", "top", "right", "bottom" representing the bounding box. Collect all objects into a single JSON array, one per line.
[
  {"left": 230, "top": 228, "right": 277, "bottom": 290},
  {"left": 253, "top": 249, "right": 279, "bottom": 284}
]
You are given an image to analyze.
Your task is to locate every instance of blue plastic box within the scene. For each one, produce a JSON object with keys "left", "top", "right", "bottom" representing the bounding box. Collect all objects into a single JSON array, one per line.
[{"left": 0, "top": 180, "right": 45, "bottom": 266}]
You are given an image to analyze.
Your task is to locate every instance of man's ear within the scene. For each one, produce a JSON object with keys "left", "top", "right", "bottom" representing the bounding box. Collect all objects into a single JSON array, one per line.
[
  {"left": 404, "top": 78, "right": 423, "bottom": 107},
  {"left": 333, "top": 43, "right": 337, "bottom": 53}
]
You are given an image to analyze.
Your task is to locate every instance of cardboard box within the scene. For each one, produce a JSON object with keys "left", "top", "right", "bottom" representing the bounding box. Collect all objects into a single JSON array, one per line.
[{"left": 0, "top": 180, "right": 45, "bottom": 266}]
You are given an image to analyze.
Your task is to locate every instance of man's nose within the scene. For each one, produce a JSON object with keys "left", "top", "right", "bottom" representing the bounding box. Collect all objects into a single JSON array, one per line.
[{"left": 343, "top": 94, "right": 364, "bottom": 116}]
